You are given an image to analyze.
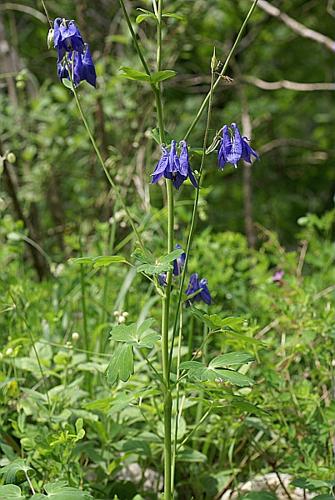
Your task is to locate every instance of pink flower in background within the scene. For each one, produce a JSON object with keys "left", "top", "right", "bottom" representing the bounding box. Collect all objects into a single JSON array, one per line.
[{"left": 272, "top": 270, "right": 284, "bottom": 283}]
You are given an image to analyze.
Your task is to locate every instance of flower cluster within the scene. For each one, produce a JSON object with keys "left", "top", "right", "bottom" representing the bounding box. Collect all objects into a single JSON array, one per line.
[
  {"left": 151, "top": 140, "right": 198, "bottom": 190},
  {"left": 53, "top": 18, "right": 96, "bottom": 88},
  {"left": 186, "top": 273, "right": 211, "bottom": 305},
  {"left": 157, "top": 246, "right": 211, "bottom": 307},
  {"left": 158, "top": 244, "right": 186, "bottom": 286},
  {"left": 218, "top": 123, "right": 258, "bottom": 169}
]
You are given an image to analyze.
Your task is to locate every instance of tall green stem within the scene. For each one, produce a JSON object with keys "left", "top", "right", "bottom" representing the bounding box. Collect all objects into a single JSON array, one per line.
[
  {"left": 71, "top": 85, "right": 145, "bottom": 251},
  {"left": 155, "top": 1, "right": 173, "bottom": 498},
  {"left": 118, "top": 0, "right": 151, "bottom": 76},
  {"left": 168, "top": 61, "right": 215, "bottom": 370},
  {"left": 168, "top": 1, "right": 259, "bottom": 367},
  {"left": 183, "top": 0, "right": 259, "bottom": 141}
]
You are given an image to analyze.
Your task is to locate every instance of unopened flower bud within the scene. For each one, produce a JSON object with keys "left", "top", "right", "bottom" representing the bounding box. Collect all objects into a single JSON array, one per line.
[
  {"left": 16, "top": 80, "right": 25, "bottom": 90},
  {"left": 211, "top": 48, "right": 217, "bottom": 73},
  {"left": 6, "top": 347, "right": 13, "bottom": 356},
  {"left": 47, "top": 28, "right": 54, "bottom": 49},
  {"left": 72, "top": 332, "right": 80, "bottom": 341},
  {"left": 123, "top": 311, "right": 129, "bottom": 318},
  {"left": 6, "top": 152, "right": 16, "bottom": 164},
  {"left": 113, "top": 310, "right": 120, "bottom": 317}
]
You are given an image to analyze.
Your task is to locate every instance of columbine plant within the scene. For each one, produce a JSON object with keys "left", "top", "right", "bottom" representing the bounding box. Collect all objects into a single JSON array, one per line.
[
  {"left": 46, "top": 1, "right": 259, "bottom": 498},
  {"left": 54, "top": 18, "right": 96, "bottom": 87}
]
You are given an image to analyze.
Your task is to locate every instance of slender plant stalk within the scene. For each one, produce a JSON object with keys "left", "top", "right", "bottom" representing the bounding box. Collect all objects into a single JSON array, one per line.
[
  {"left": 70, "top": 86, "right": 145, "bottom": 251},
  {"left": 40, "top": 1, "right": 145, "bottom": 251},
  {"left": 9, "top": 292, "right": 52, "bottom": 415},
  {"left": 79, "top": 236, "right": 89, "bottom": 354},
  {"left": 177, "top": 408, "right": 212, "bottom": 451},
  {"left": 155, "top": 1, "right": 174, "bottom": 497},
  {"left": 118, "top": 0, "right": 151, "bottom": 76},
  {"left": 188, "top": 314, "right": 195, "bottom": 358},
  {"left": 168, "top": 1, "right": 259, "bottom": 368},
  {"left": 25, "top": 470, "right": 35, "bottom": 495},
  {"left": 171, "top": 306, "right": 183, "bottom": 493},
  {"left": 183, "top": 0, "right": 259, "bottom": 141},
  {"left": 100, "top": 211, "right": 118, "bottom": 350},
  {"left": 116, "top": 4, "right": 174, "bottom": 494},
  {"left": 168, "top": 59, "right": 215, "bottom": 370},
  {"left": 40, "top": 0, "right": 52, "bottom": 27}
]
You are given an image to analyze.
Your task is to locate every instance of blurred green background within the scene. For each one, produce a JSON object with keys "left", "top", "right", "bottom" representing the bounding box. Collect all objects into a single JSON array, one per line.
[{"left": 1, "top": 0, "right": 334, "bottom": 278}]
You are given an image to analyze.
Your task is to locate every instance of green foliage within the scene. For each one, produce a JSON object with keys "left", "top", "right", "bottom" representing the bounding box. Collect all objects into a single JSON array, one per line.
[
  {"left": 0, "top": 0, "right": 335, "bottom": 498},
  {"left": 180, "top": 352, "right": 254, "bottom": 386},
  {"left": 132, "top": 247, "right": 184, "bottom": 275},
  {"left": 0, "top": 459, "right": 32, "bottom": 484},
  {"left": 110, "top": 318, "right": 160, "bottom": 349},
  {"left": 0, "top": 485, "right": 25, "bottom": 499},
  {"left": 31, "top": 481, "right": 92, "bottom": 499}
]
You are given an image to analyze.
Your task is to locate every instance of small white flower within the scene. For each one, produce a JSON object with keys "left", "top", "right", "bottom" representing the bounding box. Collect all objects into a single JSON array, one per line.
[{"left": 72, "top": 332, "right": 80, "bottom": 341}]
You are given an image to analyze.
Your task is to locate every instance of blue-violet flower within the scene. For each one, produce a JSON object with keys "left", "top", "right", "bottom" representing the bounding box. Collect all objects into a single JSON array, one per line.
[
  {"left": 158, "top": 273, "right": 167, "bottom": 287},
  {"left": 54, "top": 18, "right": 84, "bottom": 62},
  {"left": 54, "top": 18, "right": 96, "bottom": 88},
  {"left": 173, "top": 244, "right": 186, "bottom": 276},
  {"left": 218, "top": 123, "right": 258, "bottom": 169},
  {"left": 186, "top": 273, "right": 211, "bottom": 305},
  {"left": 151, "top": 140, "right": 198, "bottom": 189}
]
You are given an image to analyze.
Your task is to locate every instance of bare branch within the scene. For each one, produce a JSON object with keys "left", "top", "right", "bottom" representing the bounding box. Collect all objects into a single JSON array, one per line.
[
  {"left": 0, "top": 3, "right": 47, "bottom": 23},
  {"left": 256, "top": 0, "right": 335, "bottom": 52},
  {"left": 244, "top": 75, "right": 335, "bottom": 91}
]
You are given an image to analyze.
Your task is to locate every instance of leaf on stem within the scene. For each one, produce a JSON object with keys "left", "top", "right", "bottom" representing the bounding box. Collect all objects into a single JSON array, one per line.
[
  {"left": 180, "top": 352, "right": 254, "bottom": 387},
  {"left": 119, "top": 67, "right": 176, "bottom": 84},
  {"left": 106, "top": 344, "right": 134, "bottom": 385},
  {"left": 132, "top": 247, "right": 183, "bottom": 276},
  {"left": 110, "top": 318, "right": 160, "bottom": 349},
  {"left": 69, "top": 255, "right": 128, "bottom": 268}
]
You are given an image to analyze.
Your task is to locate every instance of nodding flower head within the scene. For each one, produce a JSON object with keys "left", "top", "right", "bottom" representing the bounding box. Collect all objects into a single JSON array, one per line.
[
  {"left": 179, "top": 141, "right": 198, "bottom": 188},
  {"left": 54, "top": 18, "right": 84, "bottom": 61},
  {"left": 53, "top": 18, "right": 96, "bottom": 88},
  {"left": 185, "top": 273, "right": 211, "bottom": 306},
  {"left": 151, "top": 140, "right": 198, "bottom": 189},
  {"left": 173, "top": 244, "right": 186, "bottom": 276},
  {"left": 218, "top": 123, "right": 259, "bottom": 169},
  {"left": 158, "top": 273, "right": 167, "bottom": 287}
]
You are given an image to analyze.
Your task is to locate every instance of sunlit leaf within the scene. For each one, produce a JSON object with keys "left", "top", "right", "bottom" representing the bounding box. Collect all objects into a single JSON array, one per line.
[
  {"left": 0, "top": 459, "right": 32, "bottom": 484},
  {"left": 106, "top": 344, "right": 134, "bottom": 385},
  {"left": 110, "top": 318, "right": 160, "bottom": 348},
  {"left": 209, "top": 352, "right": 254, "bottom": 368},
  {"left": 0, "top": 485, "right": 24, "bottom": 499},
  {"left": 119, "top": 66, "right": 150, "bottom": 82},
  {"left": 150, "top": 70, "right": 176, "bottom": 84}
]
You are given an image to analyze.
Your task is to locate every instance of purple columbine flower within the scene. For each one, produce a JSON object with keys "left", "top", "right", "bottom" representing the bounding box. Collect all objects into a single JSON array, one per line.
[
  {"left": 57, "top": 44, "right": 96, "bottom": 87},
  {"left": 218, "top": 123, "right": 258, "bottom": 169},
  {"left": 186, "top": 273, "right": 211, "bottom": 305},
  {"left": 151, "top": 140, "right": 198, "bottom": 190},
  {"left": 81, "top": 44, "right": 96, "bottom": 87},
  {"left": 173, "top": 244, "right": 186, "bottom": 276},
  {"left": 54, "top": 18, "right": 96, "bottom": 88},
  {"left": 158, "top": 273, "right": 167, "bottom": 287},
  {"left": 54, "top": 18, "right": 84, "bottom": 62},
  {"left": 179, "top": 141, "right": 198, "bottom": 188}
]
